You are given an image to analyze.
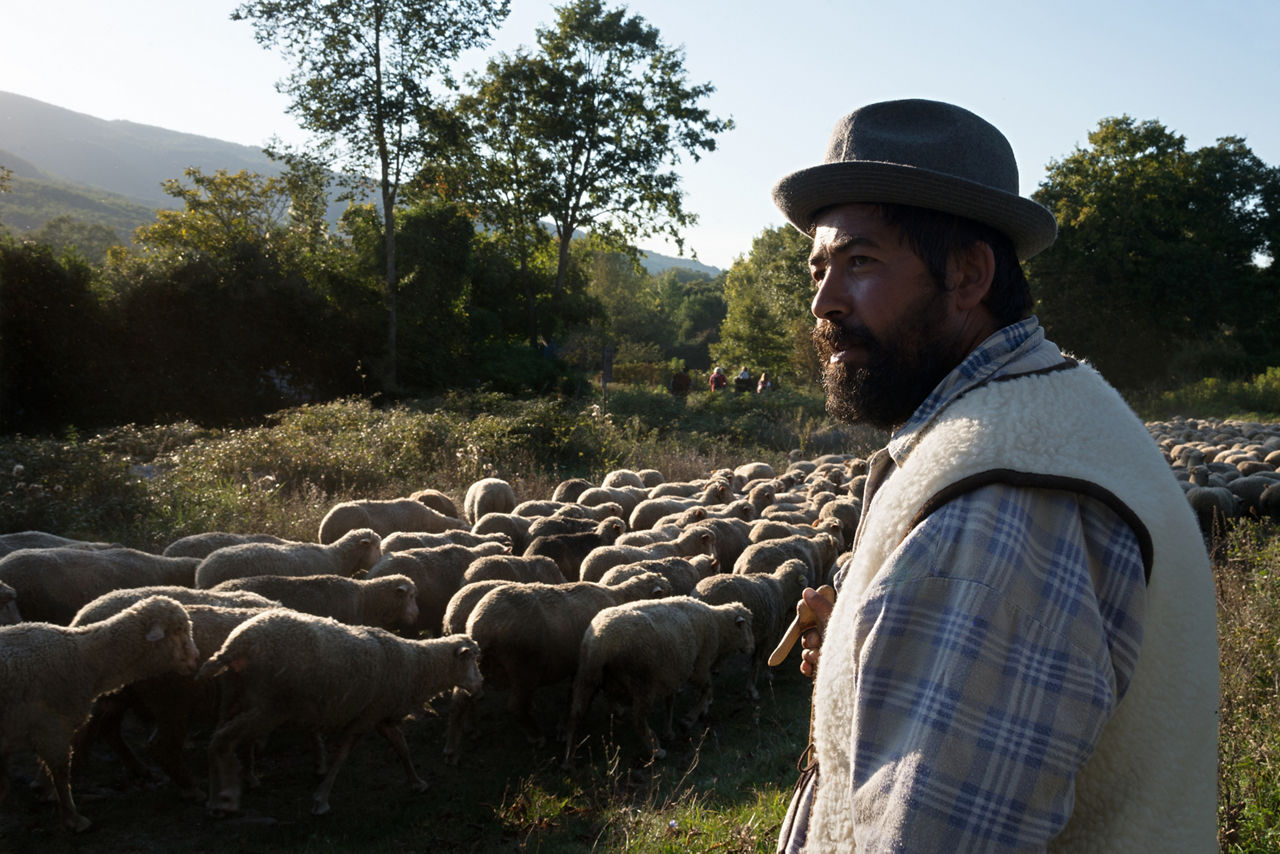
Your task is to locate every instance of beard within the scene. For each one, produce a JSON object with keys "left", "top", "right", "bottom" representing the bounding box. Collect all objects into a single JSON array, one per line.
[{"left": 811, "top": 290, "right": 960, "bottom": 431}]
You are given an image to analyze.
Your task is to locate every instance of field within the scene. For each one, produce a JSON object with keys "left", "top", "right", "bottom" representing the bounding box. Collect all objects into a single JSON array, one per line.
[{"left": 1, "top": 385, "right": 1279, "bottom": 852}]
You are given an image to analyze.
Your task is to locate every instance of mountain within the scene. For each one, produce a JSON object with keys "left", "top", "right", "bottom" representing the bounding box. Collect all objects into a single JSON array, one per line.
[{"left": 0, "top": 91, "right": 721, "bottom": 276}]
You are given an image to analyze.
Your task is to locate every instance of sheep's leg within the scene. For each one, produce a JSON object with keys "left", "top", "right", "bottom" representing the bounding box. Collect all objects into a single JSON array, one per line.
[
  {"left": 311, "top": 730, "right": 361, "bottom": 816},
  {"left": 207, "top": 708, "right": 274, "bottom": 816},
  {"left": 377, "top": 721, "right": 427, "bottom": 793},
  {"left": 443, "top": 686, "right": 475, "bottom": 766},
  {"left": 149, "top": 710, "right": 201, "bottom": 801},
  {"left": 681, "top": 676, "right": 714, "bottom": 731},
  {"left": 43, "top": 752, "right": 90, "bottom": 833},
  {"left": 312, "top": 732, "right": 328, "bottom": 777},
  {"left": 508, "top": 682, "right": 545, "bottom": 746},
  {"left": 633, "top": 694, "right": 664, "bottom": 760}
]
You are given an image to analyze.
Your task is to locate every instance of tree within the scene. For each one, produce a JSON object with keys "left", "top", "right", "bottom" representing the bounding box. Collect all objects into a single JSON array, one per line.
[
  {"left": 456, "top": 0, "right": 732, "bottom": 337},
  {"left": 233, "top": 0, "right": 510, "bottom": 387},
  {"left": 713, "top": 225, "right": 817, "bottom": 384},
  {"left": 1029, "top": 116, "right": 1279, "bottom": 389}
]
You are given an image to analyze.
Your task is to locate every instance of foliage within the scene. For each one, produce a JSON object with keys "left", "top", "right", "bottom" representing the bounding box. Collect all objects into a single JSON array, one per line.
[
  {"left": 233, "top": 0, "right": 510, "bottom": 389},
  {"left": 713, "top": 225, "right": 818, "bottom": 385},
  {"left": 1029, "top": 116, "right": 1280, "bottom": 390},
  {"left": 455, "top": 0, "right": 732, "bottom": 309},
  {"left": 27, "top": 215, "right": 122, "bottom": 265},
  {"left": 1133, "top": 367, "right": 1280, "bottom": 422}
]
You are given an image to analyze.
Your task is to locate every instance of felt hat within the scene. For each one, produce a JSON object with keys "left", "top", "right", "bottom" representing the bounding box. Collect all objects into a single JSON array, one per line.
[{"left": 771, "top": 99, "right": 1057, "bottom": 259}]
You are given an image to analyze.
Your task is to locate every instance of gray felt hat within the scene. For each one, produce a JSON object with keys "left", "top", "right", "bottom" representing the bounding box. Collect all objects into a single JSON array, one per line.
[{"left": 771, "top": 99, "right": 1057, "bottom": 259}]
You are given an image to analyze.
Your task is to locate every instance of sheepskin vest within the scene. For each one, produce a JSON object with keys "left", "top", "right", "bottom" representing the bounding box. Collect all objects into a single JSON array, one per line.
[{"left": 806, "top": 360, "right": 1218, "bottom": 853}]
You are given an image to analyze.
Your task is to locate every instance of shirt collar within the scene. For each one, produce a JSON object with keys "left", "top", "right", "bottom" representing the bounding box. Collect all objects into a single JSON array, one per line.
[{"left": 887, "top": 316, "right": 1048, "bottom": 464}]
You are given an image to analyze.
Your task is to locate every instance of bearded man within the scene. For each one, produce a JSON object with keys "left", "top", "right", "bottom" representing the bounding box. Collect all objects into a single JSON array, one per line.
[{"left": 772, "top": 100, "right": 1217, "bottom": 853}]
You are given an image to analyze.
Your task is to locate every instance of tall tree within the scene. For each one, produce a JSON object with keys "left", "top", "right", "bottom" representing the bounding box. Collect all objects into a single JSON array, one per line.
[
  {"left": 456, "top": 0, "right": 732, "bottom": 340},
  {"left": 232, "top": 0, "right": 510, "bottom": 387},
  {"left": 1029, "top": 116, "right": 1279, "bottom": 388}
]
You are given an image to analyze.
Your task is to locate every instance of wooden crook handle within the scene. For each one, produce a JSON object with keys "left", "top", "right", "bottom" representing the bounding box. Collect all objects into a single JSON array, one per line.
[{"left": 767, "top": 584, "right": 835, "bottom": 667}]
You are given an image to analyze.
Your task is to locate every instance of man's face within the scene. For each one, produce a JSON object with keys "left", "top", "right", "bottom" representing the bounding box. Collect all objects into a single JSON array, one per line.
[{"left": 808, "top": 204, "right": 964, "bottom": 430}]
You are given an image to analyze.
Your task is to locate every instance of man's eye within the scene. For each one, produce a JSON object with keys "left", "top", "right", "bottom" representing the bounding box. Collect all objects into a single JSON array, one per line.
[{"left": 850, "top": 255, "right": 871, "bottom": 267}]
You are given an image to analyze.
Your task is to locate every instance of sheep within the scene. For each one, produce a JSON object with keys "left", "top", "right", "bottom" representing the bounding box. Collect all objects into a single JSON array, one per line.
[
  {"left": 163, "top": 531, "right": 296, "bottom": 559},
  {"left": 1185, "top": 486, "right": 1241, "bottom": 541},
  {"left": 562, "top": 596, "right": 754, "bottom": 765},
  {"left": 197, "top": 610, "right": 482, "bottom": 816},
  {"left": 0, "top": 581, "right": 19, "bottom": 624},
  {"left": 629, "top": 481, "right": 733, "bottom": 531},
  {"left": 0, "top": 595, "right": 197, "bottom": 831},
  {"left": 0, "top": 547, "right": 202, "bottom": 625},
  {"left": 444, "top": 572, "right": 674, "bottom": 763},
  {"left": 209, "top": 574, "right": 419, "bottom": 631},
  {"left": 525, "top": 517, "right": 628, "bottom": 581},
  {"left": 635, "top": 469, "right": 665, "bottom": 488},
  {"left": 463, "top": 477, "right": 517, "bottom": 525},
  {"left": 0, "top": 531, "right": 119, "bottom": 557},
  {"left": 551, "top": 477, "right": 594, "bottom": 502},
  {"left": 364, "top": 541, "right": 508, "bottom": 635},
  {"left": 527, "top": 514, "right": 609, "bottom": 540},
  {"left": 408, "top": 488, "right": 461, "bottom": 520},
  {"left": 381, "top": 529, "right": 511, "bottom": 553},
  {"left": 318, "top": 498, "right": 465, "bottom": 544},
  {"left": 578, "top": 525, "right": 718, "bottom": 583},
  {"left": 68, "top": 603, "right": 273, "bottom": 801},
  {"left": 601, "top": 469, "right": 646, "bottom": 489},
  {"left": 461, "top": 554, "right": 566, "bottom": 586},
  {"left": 733, "top": 461, "right": 777, "bottom": 492},
  {"left": 733, "top": 533, "right": 839, "bottom": 586},
  {"left": 596, "top": 555, "right": 716, "bottom": 596},
  {"left": 193, "top": 528, "right": 382, "bottom": 589},
  {"left": 575, "top": 485, "right": 645, "bottom": 517},
  {"left": 513, "top": 499, "right": 578, "bottom": 518},
  {"left": 71, "top": 585, "right": 280, "bottom": 626},
  {"left": 471, "top": 512, "right": 534, "bottom": 554},
  {"left": 695, "top": 559, "right": 810, "bottom": 699},
  {"left": 441, "top": 580, "right": 512, "bottom": 637}
]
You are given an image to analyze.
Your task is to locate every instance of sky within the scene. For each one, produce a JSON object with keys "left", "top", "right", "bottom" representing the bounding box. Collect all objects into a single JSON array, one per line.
[{"left": 2, "top": 0, "right": 1277, "bottom": 270}]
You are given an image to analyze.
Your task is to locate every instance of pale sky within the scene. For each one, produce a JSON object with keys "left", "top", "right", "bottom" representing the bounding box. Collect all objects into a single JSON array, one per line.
[{"left": 2, "top": 0, "right": 1277, "bottom": 270}]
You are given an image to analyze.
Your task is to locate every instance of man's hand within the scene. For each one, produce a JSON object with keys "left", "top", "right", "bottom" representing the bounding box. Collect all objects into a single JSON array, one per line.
[{"left": 767, "top": 585, "right": 836, "bottom": 675}]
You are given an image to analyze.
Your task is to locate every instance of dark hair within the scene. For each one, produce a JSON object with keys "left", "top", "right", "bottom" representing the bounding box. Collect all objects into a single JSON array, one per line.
[{"left": 874, "top": 203, "right": 1033, "bottom": 327}]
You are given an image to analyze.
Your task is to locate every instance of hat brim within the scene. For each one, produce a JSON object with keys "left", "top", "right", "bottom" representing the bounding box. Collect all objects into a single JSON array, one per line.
[{"left": 771, "top": 161, "right": 1057, "bottom": 260}]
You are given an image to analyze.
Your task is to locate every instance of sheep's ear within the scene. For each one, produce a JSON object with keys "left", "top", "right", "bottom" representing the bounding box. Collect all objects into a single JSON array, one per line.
[
  {"left": 735, "top": 615, "right": 747, "bottom": 627},
  {"left": 397, "top": 583, "right": 413, "bottom": 596},
  {"left": 145, "top": 623, "right": 166, "bottom": 642},
  {"left": 456, "top": 645, "right": 476, "bottom": 661}
]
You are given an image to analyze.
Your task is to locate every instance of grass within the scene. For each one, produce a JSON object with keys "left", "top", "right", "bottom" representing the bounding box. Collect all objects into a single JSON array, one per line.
[{"left": 5, "top": 377, "right": 1280, "bottom": 850}]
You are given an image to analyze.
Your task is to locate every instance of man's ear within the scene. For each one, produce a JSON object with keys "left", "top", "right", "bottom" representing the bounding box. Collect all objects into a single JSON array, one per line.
[{"left": 947, "top": 241, "right": 996, "bottom": 310}]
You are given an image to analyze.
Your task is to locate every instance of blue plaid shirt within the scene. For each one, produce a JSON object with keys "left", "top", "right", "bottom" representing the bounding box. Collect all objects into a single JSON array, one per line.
[{"left": 783, "top": 318, "right": 1147, "bottom": 853}]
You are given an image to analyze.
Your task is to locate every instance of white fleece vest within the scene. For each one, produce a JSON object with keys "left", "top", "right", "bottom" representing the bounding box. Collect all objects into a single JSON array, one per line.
[{"left": 806, "top": 361, "right": 1218, "bottom": 853}]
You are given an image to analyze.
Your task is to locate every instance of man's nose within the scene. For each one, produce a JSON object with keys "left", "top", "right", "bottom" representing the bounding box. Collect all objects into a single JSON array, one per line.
[{"left": 811, "top": 267, "right": 848, "bottom": 321}]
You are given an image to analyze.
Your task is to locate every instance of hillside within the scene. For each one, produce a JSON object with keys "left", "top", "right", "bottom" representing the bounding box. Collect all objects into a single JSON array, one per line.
[{"left": 0, "top": 90, "right": 721, "bottom": 276}]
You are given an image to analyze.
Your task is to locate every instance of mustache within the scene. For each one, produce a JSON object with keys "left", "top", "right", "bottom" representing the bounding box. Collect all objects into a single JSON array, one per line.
[{"left": 812, "top": 320, "right": 880, "bottom": 356}]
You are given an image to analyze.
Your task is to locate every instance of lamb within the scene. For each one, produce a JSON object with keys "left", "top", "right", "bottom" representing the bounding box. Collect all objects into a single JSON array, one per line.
[
  {"left": 525, "top": 517, "right": 628, "bottom": 581},
  {"left": 318, "top": 498, "right": 465, "bottom": 544},
  {"left": 163, "top": 531, "right": 296, "bottom": 559},
  {"left": 596, "top": 555, "right": 716, "bottom": 596},
  {"left": 601, "top": 469, "right": 647, "bottom": 489},
  {"left": 71, "top": 585, "right": 280, "bottom": 626},
  {"left": 562, "top": 596, "right": 754, "bottom": 765},
  {"left": 527, "top": 513, "right": 610, "bottom": 540},
  {"left": 0, "top": 547, "right": 202, "bottom": 625},
  {"left": 463, "top": 477, "right": 517, "bottom": 525},
  {"left": 551, "top": 477, "right": 594, "bottom": 502},
  {"left": 470, "top": 512, "right": 534, "bottom": 554},
  {"left": 733, "top": 461, "right": 777, "bottom": 492},
  {"left": 193, "top": 527, "right": 382, "bottom": 589},
  {"left": 575, "top": 485, "right": 646, "bottom": 517},
  {"left": 578, "top": 525, "right": 718, "bottom": 582},
  {"left": 733, "top": 533, "right": 839, "bottom": 586},
  {"left": 408, "top": 488, "right": 461, "bottom": 520},
  {"left": 68, "top": 603, "right": 273, "bottom": 800},
  {"left": 441, "top": 580, "right": 512, "bottom": 636},
  {"left": 0, "top": 531, "right": 119, "bottom": 557},
  {"left": 210, "top": 574, "right": 419, "bottom": 631},
  {"left": 0, "top": 595, "right": 197, "bottom": 831},
  {"left": 197, "top": 610, "right": 482, "bottom": 816},
  {"left": 695, "top": 559, "right": 810, "bottom": 699},
  {"left": 461, "top": 554, "right": 566, "bottom": 586},
  {"left": 628, "top": 481, "right": 733, "bottom": 531},
  {"left": 382, "top": 529, "right": 511, "bottom": 553},
  {"left": 364, "top": 541, "right": 508, "bottom": 635},
  {"left": 444, "top": 571, "right": 674, "bottom": 763},
  {"left": 0, "top": 581, "right": 19, "bottom": 624}
]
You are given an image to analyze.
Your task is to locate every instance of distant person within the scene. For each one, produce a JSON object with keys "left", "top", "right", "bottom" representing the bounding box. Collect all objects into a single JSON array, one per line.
[
  {"left": 709, "top": 366, "right": 727, "bottom": 391},
  {"left": 670, "top": 368, "right": 691, "bottom": 399},
  {"left": 756, "top": 371, "right": 772, "bottom": 393},
  {"left": 733, "top": 366, "right": 753, "bottom": 393}
]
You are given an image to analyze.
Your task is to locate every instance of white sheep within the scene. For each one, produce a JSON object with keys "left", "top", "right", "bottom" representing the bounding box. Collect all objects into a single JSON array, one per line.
[
  {"left": 732, "top": 533, "right": 839, "bottom": 585},
  {"left": 381, "top": 529, "right": 511, "bottom": 553},
  {"left": 578, "top": 525, "right": 718, "bottom": 582},
  {"left": 0, "top": 595, "right": 197, "bottom": 831},
  {"left": 0, "top": 581, "right": 19, "bottom": 624},
  {"left": 318, "top": 497, "right": 466, "bottom": 544},
  {"left": 441, "top": 580, "right": 512, "bottom": 637},
  {"left": 695, "top": 558, "right": 810, "bottom": 699},
  {"left": 71, "top": 585, "right": 280, "bottom": 626},
  {"left": 562, "top": 596, "right": 754, "bottom": 765},
  {"left": 364, "top": 541, "right": 508, "bottom": 635},
  {"left": 628, "top": 481, "right": 733, "bottom": 531},
  {"left": 444, "top": 572, "right": 674, "bottom": 764},
  {"left": 407, "top": 488, "right": 461, "bottom": 520},
  {"left": 461, "top": 554, "right": 566, "bottom": 586},
  {"left": 209, "top": 573, "right": 419, "bottom": 631},
  {"left": 162, "top": 531, "right": 296, "bottom": 559},
  {"left": 0, "top": 547, "right": 202, "bottom": 624},
  {"left": 197, "top": 610, "right": 482, "bottom": 816},
  {"left": 525, "top": 517, "right": 628, "bottom": 581},
  {"left": 0, "top": 531, "right": 119, "bottom": 557},
  {"left": 470, "top": 512, "right": 534, "bottom": 554},
  {"left": 595, "top": 555, "right": 716, "bottom": 596},
  {"left": 463, "top": 477, "right": 517, "bottom": 525},
  {"left": 193, "top": 527, "right": 382, "bottom": 589}
]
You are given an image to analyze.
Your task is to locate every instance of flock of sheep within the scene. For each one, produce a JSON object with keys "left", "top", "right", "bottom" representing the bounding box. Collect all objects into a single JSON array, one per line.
[{"left": 0, "top": 414, "right": 1274, "bottom": 834}]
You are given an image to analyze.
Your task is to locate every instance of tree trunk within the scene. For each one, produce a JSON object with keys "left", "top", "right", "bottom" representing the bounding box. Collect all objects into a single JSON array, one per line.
[{"left": 383, "top": 180, "right": 398, "bottom": 389}]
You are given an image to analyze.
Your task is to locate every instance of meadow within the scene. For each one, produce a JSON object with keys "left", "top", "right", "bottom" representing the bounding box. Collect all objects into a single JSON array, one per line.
[{"left": 1, "top": 382, "right": 1278, "bottom": 852}]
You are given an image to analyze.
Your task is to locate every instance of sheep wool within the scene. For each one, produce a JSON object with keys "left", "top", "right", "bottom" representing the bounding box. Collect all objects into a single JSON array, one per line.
[{"left": 807, "top": 362, "right": 1217, "bottom": 853}]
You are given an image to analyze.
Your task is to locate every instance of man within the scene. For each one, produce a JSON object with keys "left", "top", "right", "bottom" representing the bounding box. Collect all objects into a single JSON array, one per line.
[{"left": 771, "top": 100, "right": 1217, "bottom": 852}]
